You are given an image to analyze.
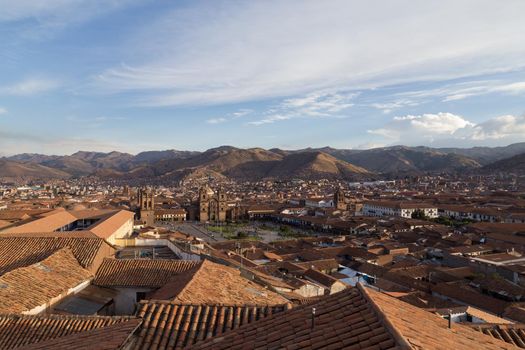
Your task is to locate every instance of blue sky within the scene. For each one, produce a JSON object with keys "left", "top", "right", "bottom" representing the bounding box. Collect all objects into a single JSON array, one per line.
[{"left": 1, "top": 0, "right": 525, "bottom": 155}]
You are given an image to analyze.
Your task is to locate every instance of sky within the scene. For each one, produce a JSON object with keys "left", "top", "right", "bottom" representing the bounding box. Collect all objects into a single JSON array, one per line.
[{"left": 1, "top": 0, "right": 525, "bottom": 156}]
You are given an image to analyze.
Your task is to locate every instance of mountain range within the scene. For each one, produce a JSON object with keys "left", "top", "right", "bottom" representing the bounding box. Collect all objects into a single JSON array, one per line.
[{"left": 2, "top": 142, "right": 525, "bottom": 180}]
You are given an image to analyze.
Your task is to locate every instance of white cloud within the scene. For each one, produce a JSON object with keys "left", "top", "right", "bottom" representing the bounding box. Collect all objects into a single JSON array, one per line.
[
  {"left": 356, "top": 142, "right": 387, "bottom": 150},
  {"left": 492, "top": 82, "right": 525, "bottom": 95},
  {"left": 470, "top": 115, "right": 525, "bottom": 140},
  {"left": 231, "top": 109, "right": 253, "bottom": 118},
  {"left": 0, "top": 78, "right": 60, "bottom": 96},
  {"left": 206, "top": 117, "right": 227, "bottom": 124},
  {"left": 248, "top": 90, "right": 356, "bottom": 126},
  {"left": 392, "top": 113, "right": 474, "bottom": 134},
  {"left": 443, "top": 81, "right": 525, "bottom": 101},
  {"left": 282, "top": 91, "right": 356, "bottom": 116},
  {"left": 205, "top": 109, "right": 253, "bottom": 125},
  {"left": 399, "top": 80, "right": 525, "bottom": 102},
  {"left": 368, "top": 112, "right": 525, "bottom": 146},
  {"left": 94, "top": 0, "right": 525, "bottom": 106},
  {"left": 370, "top": 99, "right": 421, "bottom": 114},
  {"left": 0, "top": 107, "right": 7, "bottom": 115},
  {"left": 248, "top": 114, "right": 292, "bottom": 126},
  {"left": 0, "top": 0, "right": 139, "bottom": 30}
]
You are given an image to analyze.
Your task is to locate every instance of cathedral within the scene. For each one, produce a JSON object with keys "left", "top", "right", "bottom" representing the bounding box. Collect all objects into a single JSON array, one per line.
[
  {"left": 138, "top": 188, "right": 155, "bottom": 226},
  {"left": 198, "top": 185, "right": 227, "bottom": 222},
  {"left": 334, "top": 188, "right": 347, "bottom": 211}
]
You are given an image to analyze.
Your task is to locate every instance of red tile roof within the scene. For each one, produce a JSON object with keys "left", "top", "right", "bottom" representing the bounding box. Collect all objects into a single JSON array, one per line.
[
  {"left": 2, "top": 211, "right": 77, "bottom": 233},
  {"left": 93, "top": 259, "right": 200, "bottom": 288},
  {"left": 0, "top": 233, "right": 114, "bottom": 275},
  {"left": 0, "top": 314, "right": 136, "bottom": 349},
  {"left": 149, "top": 260, "right": 289, "bottom": 305},
  {"left": 88, "top": 210, "right": 134, "bottom": 239},
  {"left": 470, "top": 324, "right": 525, "bottom": 348},
  {"left": 0, "top": 248, "right": 92, "bottom": 314},
  {"left": 133, "top": 301, "right": 290, "bottom": 349},
  {"left": 190, "top": 285, "right": 516, "bottom": 350},
  {"left": 18, "top": 318, "right": 141, "bottom": 350}
]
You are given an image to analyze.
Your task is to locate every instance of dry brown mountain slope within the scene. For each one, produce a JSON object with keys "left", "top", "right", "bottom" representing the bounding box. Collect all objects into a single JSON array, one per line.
[
  {"left": 226, "top": 151, "right": 370, "bottom": 180},
  {"left": 151, "top": 146, "right": 282, "bottom": 175},
  {"left": 0, "top": 159, "right": 70, "bottom": 179},
  {"left": 336, "top": 146, "right": 480, "bottom": 173}
]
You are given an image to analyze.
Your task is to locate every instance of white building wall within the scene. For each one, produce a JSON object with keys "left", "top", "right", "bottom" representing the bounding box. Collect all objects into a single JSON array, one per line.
[
  {"left": 112, "top": 287, "right": 153, "bottom": 315},
  {"left": 363, "top": 204, "right": 437, "bottom": 218},
  {"left": 106, "top": 219, "right": 134, "bottom": 245}
]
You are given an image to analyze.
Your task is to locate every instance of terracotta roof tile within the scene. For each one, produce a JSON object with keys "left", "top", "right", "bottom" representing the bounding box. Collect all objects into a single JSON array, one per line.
[
  {"left": 2, "top": 211, "right": 77, "bottom": 233},
  {"left": 88, "top": 210, "right": 134, "bottom": 239},
  {"left": 0, "top": 247, "right": 92, "bottom": 314},
  {"left": 189, "top": 286, "right": 397, "bottom": 350},
  {"left": 189, "top": 285, "right": 517, "bottom": 350},
  {"left": 0, "top": 314, "right": 135, "bottom": 349},
  {"left": 303, "top": 268, "right": 342, "bottom": 288},
  {"left": 149, "top": 260, "right": 290, "bottom": 305},
  {"left": 18, "top": 318, "right": 141, "bottom": 350},
  {"left": 93, "top": 259, "right": 200, "bottom": 288},
  {"left": 470, "top": 324, "right": 525, "bottom": 348},
  {"left": 361, "top": 285, "right": 516, "bottom": 350},
  {"left": 0, "top": 234, "right": 114, "bottom": 275},
  {"left": 431, "top": 282, "right": 509, "bottom": 316},
  {"left": 133, "top": 301, "right": 289, "bottom": 349}
]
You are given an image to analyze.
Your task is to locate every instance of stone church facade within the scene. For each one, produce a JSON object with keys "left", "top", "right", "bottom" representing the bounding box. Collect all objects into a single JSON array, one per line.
[{"left": 198, "top": 186, "right": 227, "bottom": 222}]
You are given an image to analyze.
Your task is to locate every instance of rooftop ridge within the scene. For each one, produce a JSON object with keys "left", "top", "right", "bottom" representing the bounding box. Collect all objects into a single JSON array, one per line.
[
  {"left": 357, "top": 283, "right": 413, "bottom": 350},
  {"left": 18, "top": 318, "right": 143, "bottom": 350},
  {"left": 171, "top": 259, "right": 207, "bottom": 300},
  {"left": 0, "top": 313, "right": 137, "bottom": 321},
  {"left": 137, "top": 299, "right": 291, "bottom": 308}
]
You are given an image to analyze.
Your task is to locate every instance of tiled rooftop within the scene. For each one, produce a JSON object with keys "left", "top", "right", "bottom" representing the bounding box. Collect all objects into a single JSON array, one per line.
[
  {"left": 0, "top": 314, "right": 136, "bottom": 349},
  {"left": 134, "top": 301, "right": 290, "bottom": 349},
  {"left": 93, "top": 259, "right": 200, "bottom": 288},
  {"left": 17, "top": 318, "right": 141, "bottom": 350},
  {"left": 2, "top": 210, "right": 77, "bottom": 234},
  {"left": 0, "top": 248, "right": 92, "bottom": 314},
  {"left": 190, "top": 285, "right": 517, "bottom": 350},
  {"left": 471, "top": 324, "right": 525, "bottom": 348},
  {"left": 149, "top": 260, "right": 290, "bottom": 305},
  {"left": 0, "top": 234, "right": 114, "bottom": 275},
  {"left": 190, "top": 286, "right": 397, "bottom": 350}
]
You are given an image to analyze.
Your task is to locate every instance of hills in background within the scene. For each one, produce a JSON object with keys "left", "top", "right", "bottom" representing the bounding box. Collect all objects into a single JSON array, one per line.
[{"left": 2, "top": 142, "right": 525, "bottom": 180}]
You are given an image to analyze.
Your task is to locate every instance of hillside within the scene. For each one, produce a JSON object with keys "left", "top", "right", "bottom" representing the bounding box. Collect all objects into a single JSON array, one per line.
[
  {"left": 322, "top": 146, "right": 481, "bottom": 174},
  {"left": 439, "top": 142, "right": 525, "bottom": 165},
  {"left": 151, "top": 146, "right": 283, "bottom": 175},
  {"left": 3, "top": 143, "right": 525, "bottom": 180},
  {"left": 483, "top": 152, "right": 525, "bottom": 173},
  {"left": 0, "top": 159, "right": 70, "bottom": 179},
  {"left": 226, "top": 151, "right": 369, "bottom": 180},
  {"left": 133, "top": 150, "right": 200, "bottom": 163}
]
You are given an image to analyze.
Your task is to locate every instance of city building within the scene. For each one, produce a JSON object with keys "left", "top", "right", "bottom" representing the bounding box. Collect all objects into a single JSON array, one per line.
[
  {"left": 138, "top": 188, "right": 155, "bottom": 227},
  {"left": 363, "top": 200, "right": 438, "bottom": 218},
  {"left": 198, "top": 185, "right": 227, "bottom": 222}
]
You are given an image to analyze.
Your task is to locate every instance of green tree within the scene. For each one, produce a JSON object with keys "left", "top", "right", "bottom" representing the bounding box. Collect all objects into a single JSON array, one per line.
[{"left": 411, "top": 209, "right": 428, "bottom": 220}]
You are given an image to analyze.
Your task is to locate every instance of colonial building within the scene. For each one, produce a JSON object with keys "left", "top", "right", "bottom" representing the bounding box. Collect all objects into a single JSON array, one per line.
[
  {"left": 138, "top": 188, "right": 155, "bottom": 227},
  {"left": 334, "top": 188, "right": 347, "bottom": 210},
  {"left": 155, "top": 208, "right": 187, "bottom": 222},
  {"left": 198, "top": 186, "right": 227, "bottom": 222},
  {"left": 362, "top": 200, "right": 438, "bottom": 218}
]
